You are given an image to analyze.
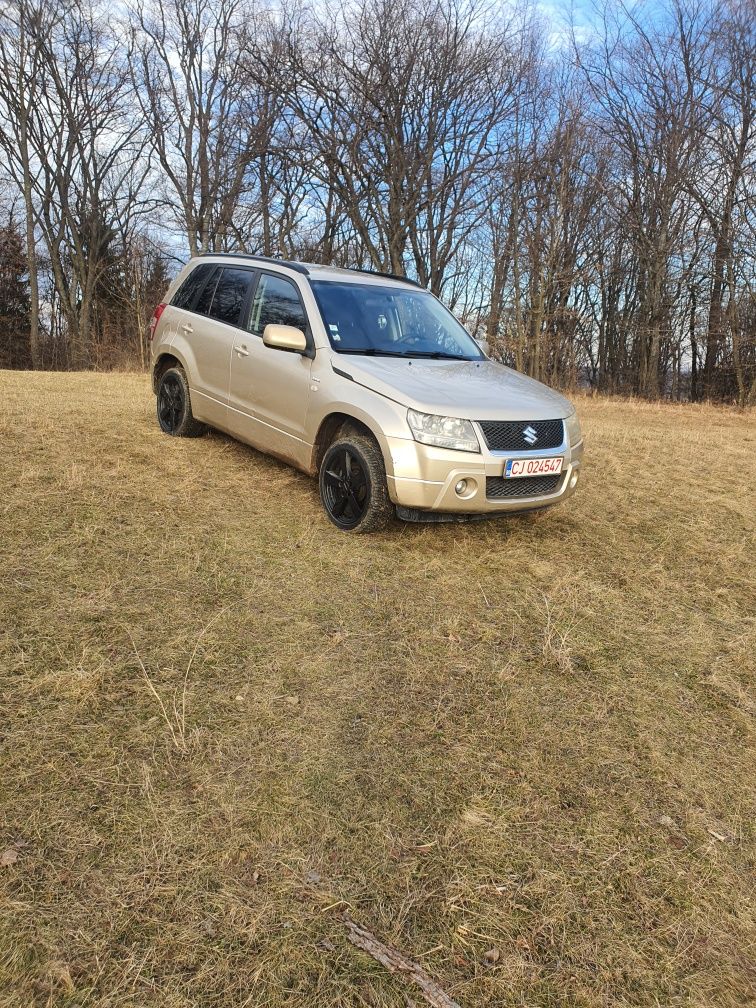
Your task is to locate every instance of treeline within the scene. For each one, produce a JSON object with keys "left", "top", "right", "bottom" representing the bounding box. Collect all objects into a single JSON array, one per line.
[{"left": 0, "top": 0, "right": 753, "bottom": 402}]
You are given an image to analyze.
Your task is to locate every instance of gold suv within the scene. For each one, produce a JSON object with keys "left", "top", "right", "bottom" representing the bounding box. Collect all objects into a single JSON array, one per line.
[{"left": 150, "top": 254, "right": 583, "bottom": 532}]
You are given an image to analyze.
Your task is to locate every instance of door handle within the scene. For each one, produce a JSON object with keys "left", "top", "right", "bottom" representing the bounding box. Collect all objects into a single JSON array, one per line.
[{"left": 234, "top": 344, "right": 249, "bottom": 356}]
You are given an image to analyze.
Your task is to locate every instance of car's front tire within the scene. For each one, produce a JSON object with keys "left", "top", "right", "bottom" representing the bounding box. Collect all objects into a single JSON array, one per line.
[
  {"left": 319, "top": 434, "right": 393, "bottom": 533},
  {"left": 156, "top": 366, "right": 207, "bottom": 438}
]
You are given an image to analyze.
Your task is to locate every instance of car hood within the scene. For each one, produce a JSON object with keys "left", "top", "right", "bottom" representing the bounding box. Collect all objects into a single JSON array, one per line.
[{"left": 331, "top": 355, "right": 573, "bottom": 421}]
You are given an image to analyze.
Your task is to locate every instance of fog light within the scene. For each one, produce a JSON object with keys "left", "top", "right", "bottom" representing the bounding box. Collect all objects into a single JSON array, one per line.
[
  {"left": 569, "top": 470, "right": 579, "bottom": 490},
  {"left": 455, "top": 479, "right": 468, "bottom": 495}
]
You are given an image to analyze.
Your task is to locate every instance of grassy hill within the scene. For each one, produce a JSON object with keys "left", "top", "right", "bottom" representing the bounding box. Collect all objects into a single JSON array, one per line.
[{"left": 0, "top": 370, "right": 754, "bottom": 1007}]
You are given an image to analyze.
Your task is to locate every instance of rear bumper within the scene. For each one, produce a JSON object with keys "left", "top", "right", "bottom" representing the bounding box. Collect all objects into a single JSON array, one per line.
[{"left": 384, "top": 435, "right": 584, "bottom": 514}]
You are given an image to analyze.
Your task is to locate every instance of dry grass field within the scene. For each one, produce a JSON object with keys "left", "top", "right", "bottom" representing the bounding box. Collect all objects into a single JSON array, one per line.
[{"left": 0, "top": 370, "right": 754, "bottom": 1008}]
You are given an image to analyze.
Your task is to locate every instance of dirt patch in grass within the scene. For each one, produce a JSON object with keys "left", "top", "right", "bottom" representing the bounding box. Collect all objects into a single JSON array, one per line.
[{"left": 0, "top": 370, "right": 754, "bottom": 1007}]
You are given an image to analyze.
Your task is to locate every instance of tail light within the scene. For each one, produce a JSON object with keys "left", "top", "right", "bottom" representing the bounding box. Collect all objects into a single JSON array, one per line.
[{"left": 149, "top": 303, "right": 167, "bottom": 340}]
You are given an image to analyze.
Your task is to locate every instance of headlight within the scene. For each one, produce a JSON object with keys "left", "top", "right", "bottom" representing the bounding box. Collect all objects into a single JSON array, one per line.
[
  {"left": 565, "top": 410, "right": 582, "bottom": 445},
  {"left": 406, "top": 409, "right": 480, "bottom": 452}
]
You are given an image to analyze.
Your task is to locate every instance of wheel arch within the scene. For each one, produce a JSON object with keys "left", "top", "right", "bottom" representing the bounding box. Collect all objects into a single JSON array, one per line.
[
  {"left": 311, "top": 411, "right": 385, "bottom": 475},
  {"left": 152, "top": 351, "right": 184, "bottom": 393}
]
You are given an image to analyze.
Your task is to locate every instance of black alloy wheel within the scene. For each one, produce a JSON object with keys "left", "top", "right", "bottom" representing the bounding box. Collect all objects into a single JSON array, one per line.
[
  {"left": 319, "top": 434, "right": 393, "bottom": 533},
  {"left": 156, "top": 366, "right": 207, "bottom": 437},
  {"left": 158, "top": 372, "right": 184, "bottom": 433},
  {"left": 322, "top": 445, "right": 369, "bottom": 528}
]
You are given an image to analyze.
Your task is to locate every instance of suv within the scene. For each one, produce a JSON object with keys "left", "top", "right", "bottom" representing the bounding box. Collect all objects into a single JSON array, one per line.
[{"left": 150, "top": 254, "right": 583, "bottom": 532}]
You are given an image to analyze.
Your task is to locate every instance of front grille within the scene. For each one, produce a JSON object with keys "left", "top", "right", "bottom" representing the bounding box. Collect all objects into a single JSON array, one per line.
[
  {"left": 486, "top": 474, "right": 563, "bottom": 499},
  {"left": 478, "top": 418, "right": 564, "bottom": 452}
]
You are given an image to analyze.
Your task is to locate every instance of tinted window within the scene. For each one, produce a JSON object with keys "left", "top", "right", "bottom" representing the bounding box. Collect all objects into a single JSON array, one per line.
[
  {"left": 193, "top": 267, "right": 221, "bottom": 316},
  {"left": 207, "top": 268, "right": 254, "bottom": 327},
  {"left": 247, "top": 274, "right": 307, "bottom": 336},
  {"left": 171, "top": 263, "right": 215, "bottom": 310}
]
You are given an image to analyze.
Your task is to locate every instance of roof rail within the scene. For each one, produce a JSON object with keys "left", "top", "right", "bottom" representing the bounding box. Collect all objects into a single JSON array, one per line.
[
  {"left": 351, "top": 267, "right": 422, "bottom": 288},
  {"left": 198, "top": 252, "right": 423, "bottom": 287},
  {"left": 199, "top": 252, "right": 310, "bottom": 277}
]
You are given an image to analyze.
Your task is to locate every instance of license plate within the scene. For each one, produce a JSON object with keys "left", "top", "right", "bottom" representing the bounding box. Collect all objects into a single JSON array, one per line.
[{"left": 505, "top": 456, "right": 563, "bottom": 478}]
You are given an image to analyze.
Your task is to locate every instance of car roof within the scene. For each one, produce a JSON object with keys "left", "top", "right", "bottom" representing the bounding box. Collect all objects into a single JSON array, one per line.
[{"left": 196, "top": 253, "right": 423, "bottom": 290}]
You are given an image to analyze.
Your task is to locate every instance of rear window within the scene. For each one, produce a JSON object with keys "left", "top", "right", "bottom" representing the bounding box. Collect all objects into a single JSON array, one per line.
[
  {"left": 194, "top": 267, "right": 221, "bottom": 316},
  {"left": 207, "top": 268, "right": 254, "bottom": 327},
  {"left": 171, "top": 263, "right": 215, "bottom": 310}
]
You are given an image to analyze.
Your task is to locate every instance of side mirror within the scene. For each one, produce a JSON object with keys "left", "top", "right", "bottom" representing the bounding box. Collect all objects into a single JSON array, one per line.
[
  {"left": 263, "top": 323, "right": 307, "bottom": 353},
  {"left": 475, "top": 337, "right": 490, "bottom": 356}
]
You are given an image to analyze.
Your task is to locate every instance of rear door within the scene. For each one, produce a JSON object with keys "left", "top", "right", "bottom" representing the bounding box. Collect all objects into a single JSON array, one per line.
[
  {"left": 227, "top": 270, "right": 313, "bottom": 464},
  {"left": 185, "top": 265, "right": 256, "bottom": 427}
]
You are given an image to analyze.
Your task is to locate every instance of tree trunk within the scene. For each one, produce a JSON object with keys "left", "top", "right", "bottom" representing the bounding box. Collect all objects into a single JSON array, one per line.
[{"left": 16, "top": 7, "right": 41, "bottom": 368}]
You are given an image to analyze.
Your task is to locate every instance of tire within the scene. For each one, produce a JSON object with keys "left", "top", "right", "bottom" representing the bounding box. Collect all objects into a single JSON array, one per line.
[
  {"left": 319, "top": 433, "right": 393, "bottom": 533},
  {"left": 156, "top": 366, "right": 207, "bottom": 438}
]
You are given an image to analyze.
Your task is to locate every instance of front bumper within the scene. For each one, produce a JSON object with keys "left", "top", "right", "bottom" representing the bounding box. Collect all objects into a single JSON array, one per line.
[{"left": 384, "top": 432, "right": 584, "bottom": 514}]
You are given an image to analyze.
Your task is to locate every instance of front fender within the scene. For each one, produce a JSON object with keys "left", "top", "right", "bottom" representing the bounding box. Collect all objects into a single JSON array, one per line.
[{"left": 307, "top": 388, "right": 414, "bottom": 480}]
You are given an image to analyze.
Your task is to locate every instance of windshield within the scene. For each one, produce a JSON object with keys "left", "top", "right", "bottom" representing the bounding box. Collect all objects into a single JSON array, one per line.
[{"left": 310, "top": 280, "right": 484, "bottom": 360}]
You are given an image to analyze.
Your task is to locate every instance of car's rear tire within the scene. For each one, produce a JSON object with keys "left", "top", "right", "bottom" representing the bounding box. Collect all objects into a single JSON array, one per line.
[
  {"left": 319, "top": 434, "right": 393, "bottom": 533},
  {"left": 156, "top": 366, "right": 207, "bottom": 438}
]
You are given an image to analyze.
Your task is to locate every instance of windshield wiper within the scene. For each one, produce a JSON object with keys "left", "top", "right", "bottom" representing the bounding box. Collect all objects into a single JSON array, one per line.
[
  {"left": 336, "top": 348, "right": 473, "bottom": 360},
  {"left": 337, "top": 348, "right": 408, "bottom": 357},
  {"left": 403, "top": 351, "right": 474, "bottom": 360}
]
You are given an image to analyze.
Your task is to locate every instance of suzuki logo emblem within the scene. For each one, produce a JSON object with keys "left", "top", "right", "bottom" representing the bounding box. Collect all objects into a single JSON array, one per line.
[{"left": 523, "top": 425, "right": 538, "bottom": 445}]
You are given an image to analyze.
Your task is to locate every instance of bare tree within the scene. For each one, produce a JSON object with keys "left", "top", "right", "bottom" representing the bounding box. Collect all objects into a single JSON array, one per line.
[
  {"left": 0, "top": 0, "right": 751, "bottom": 396},
  {"left": 576, "top": 0, "right": 719, "bottom": 397},
  {"left": 0, "top": 0, "right": 145, "bottom": 368},
  {"left": 285, "top": 0, "right": 527, "bottom": 293},
  {"left": 0, "top": 0, "right": 44, "bottom": 367},
  {"left": 690, "top": 0, "right": 755, "bottom": 403},
  {"left": 130, "top": 0, "right": 276, "bottom": 257}
]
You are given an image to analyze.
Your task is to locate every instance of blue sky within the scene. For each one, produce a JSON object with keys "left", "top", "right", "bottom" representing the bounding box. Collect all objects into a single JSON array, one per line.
[
  {"left": 536, "top": 0, "right": 670, "bottom": 48},
  {"left": 537, "top": 0, "right": 596, "bottom": 45}
]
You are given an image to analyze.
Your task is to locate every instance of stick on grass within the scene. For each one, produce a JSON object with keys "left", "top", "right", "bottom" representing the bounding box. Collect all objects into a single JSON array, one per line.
[{"left": 343, "top": 916, "right": 462, "bottom": 1008}]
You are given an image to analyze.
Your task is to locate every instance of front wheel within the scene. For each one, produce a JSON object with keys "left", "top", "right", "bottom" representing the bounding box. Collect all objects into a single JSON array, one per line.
[
  {"left": 156, "top": 366, "right": 207, "bottom": 437},
  {"left": 319, "top": 434, "right": 393, "bottom": 533}
]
